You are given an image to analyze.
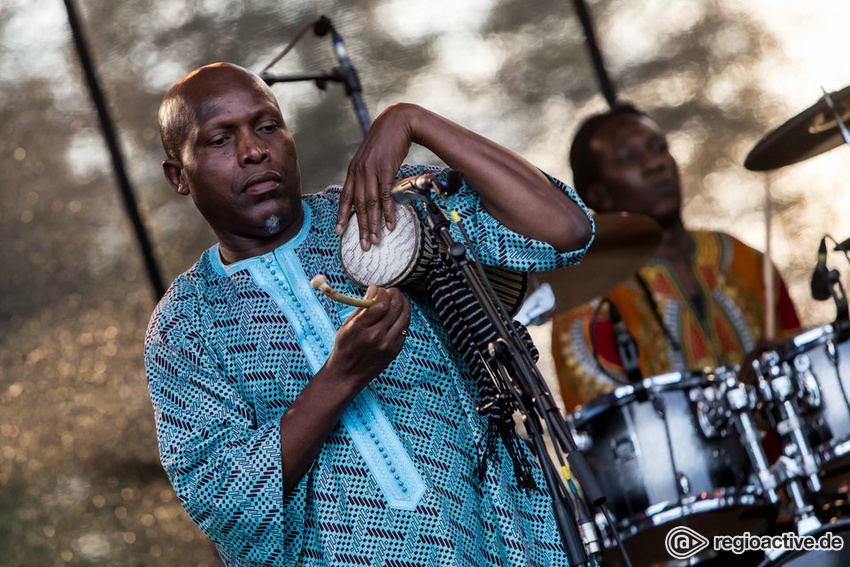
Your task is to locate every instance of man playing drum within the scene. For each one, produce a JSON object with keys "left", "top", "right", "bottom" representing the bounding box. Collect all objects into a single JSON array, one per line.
[
  {"left": 144, "top": 62, "right": 593, "bottom": 566},
  {"left": 552, "top": 104, "right": 801, "bottom": 409}
]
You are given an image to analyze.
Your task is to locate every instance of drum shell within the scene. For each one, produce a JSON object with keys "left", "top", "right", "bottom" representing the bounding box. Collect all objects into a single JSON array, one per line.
[{"left": 573, "top": 371, "right": 774, "bottom": 566}]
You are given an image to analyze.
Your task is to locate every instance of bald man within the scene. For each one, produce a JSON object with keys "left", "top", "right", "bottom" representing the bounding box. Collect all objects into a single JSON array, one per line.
[{"left": 144, "top": 63, "right": 592, "bottom": 566}]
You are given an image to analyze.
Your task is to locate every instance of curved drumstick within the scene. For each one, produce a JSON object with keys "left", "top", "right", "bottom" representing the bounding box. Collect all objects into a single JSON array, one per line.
[{"left": 311, "top": 274, "right": 376, "bottom": 308}]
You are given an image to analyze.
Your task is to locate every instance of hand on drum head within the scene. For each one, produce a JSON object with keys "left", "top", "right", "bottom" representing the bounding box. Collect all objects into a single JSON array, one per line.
[
  {"left": 738, "top": 339, "right": 783, "bottom": 384},
  {"left": 336, "top": 104, "right": 418, "bottom": 251}
]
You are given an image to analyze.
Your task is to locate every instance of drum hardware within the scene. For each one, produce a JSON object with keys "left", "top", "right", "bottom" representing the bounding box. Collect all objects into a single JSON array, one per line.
[
  {"left": 693, "top": 385, "right": 732, "bottom": 439},
  {"left": 754, "top": 354, "right": 823, "bottom": 493},
  {"left": 757, "top": 322, "right": 850, "bottom": 502},
  {"left": 571, "top": 370, "right": 776, "bottom": 566},
  {"left": 723, "top": 380, "right": 781, "bottom": 505},
  {"left": 792, "top": 355, "right": 822, "bottom": 410}
]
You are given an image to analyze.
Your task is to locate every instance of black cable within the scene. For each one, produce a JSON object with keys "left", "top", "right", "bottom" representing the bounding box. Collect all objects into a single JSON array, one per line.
[
  {"left": 589, "top": 298, "right": 627, "bottom": 385},
  {"left": 64, "top": 0, "right": 166, "bottom": 300},
  {"left": 601, "top": 506, "right": 633, "bottom": 567},
  {"left": 258, "top": 16, "right": 323, "bottom": 74},
  {"left": 633, "top": 272, "right": 682, "bottom": 353}
]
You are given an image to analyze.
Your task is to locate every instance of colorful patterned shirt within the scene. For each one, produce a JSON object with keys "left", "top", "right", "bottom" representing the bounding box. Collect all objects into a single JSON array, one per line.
[
  {"left": 552, "top": 230, "right": 801, "bottom": 410},
  {"left": 145, "top": 165, "right": 593, "bottom": 566}
]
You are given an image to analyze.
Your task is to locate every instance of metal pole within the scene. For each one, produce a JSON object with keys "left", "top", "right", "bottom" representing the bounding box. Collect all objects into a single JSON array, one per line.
[
  {"left": 64, "top": 0, "right": 166, "bottom": 300},
  {"left": 764, "top": 176, "right": 775, "bottom": 340},
  {"left": 571, "top": 0, "right": 618, "bottom": 108}
]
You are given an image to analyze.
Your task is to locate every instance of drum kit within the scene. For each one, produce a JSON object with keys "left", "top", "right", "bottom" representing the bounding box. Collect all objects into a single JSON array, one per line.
[{"left": 524, "top": 88, "right": 850, "bottom": 566}]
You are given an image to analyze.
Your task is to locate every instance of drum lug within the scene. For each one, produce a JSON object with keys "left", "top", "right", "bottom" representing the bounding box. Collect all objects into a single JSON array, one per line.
[
  {"left": 793, "top": 354, "right": 822, "bottom": 409},
  {"left": 677, "top": 472, "right": 691, "bottom": 496}
]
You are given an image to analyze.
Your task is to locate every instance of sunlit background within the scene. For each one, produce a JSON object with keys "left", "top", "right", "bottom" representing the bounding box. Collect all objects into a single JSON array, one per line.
[{"left": 3, "top": 0, "right": 850, "bottom": 564}]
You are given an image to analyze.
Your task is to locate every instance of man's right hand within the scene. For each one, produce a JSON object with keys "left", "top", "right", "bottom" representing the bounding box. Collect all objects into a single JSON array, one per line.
[{"left": 325, "top": 285, "right": 411, "bottom": 390}]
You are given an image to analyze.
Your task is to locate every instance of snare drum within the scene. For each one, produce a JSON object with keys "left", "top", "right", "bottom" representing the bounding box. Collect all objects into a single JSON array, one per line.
[
  {"left": 571, "top": 369, "right": 776, "bottom": 566},
  {"left": 761, "top": 324, "right": 850, "bottom": 494}
]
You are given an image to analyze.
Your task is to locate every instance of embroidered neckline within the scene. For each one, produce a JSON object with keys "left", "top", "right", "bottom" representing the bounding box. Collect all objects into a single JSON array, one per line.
[{"left": 208, "top": 202, "right": 312, "bottom": 277}]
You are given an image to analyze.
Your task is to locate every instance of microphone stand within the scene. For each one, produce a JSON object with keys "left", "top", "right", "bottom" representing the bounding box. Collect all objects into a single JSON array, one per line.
[
  {"left": 410, "top": 175, "right": 629, "bottom": 567},
  {"left": 812, "top": 237, "right": 850, "bottom": 340},
  {"left": 259, "top": 15, "right": 371, "bottom": 138}
]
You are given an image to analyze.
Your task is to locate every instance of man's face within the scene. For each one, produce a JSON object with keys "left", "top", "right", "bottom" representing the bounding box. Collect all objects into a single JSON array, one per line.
[
  {"left": 171, "top": 73, "right": 302, "bottom": 242},
  {"left": 590, "top": 114, "right": 682, "bottom": 225}
]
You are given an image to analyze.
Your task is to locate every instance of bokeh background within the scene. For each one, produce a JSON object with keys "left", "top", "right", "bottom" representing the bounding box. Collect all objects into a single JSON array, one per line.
[{"left": 3, "top": 0, "right": 850, "bottom": 564}]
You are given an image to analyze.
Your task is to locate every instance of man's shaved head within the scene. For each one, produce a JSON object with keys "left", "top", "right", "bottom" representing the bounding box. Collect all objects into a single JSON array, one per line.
[
  {"left": 157, "top": 61, "right": 303, "bottom": 260},
  {"left": 158, "top": 62, "right": 279, "bottom": 161}
]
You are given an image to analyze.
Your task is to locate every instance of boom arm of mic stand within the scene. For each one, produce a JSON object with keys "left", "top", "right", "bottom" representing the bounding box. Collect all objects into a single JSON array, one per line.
[{"left": 260, "top": 69, "right": 345, "bottom": 89}]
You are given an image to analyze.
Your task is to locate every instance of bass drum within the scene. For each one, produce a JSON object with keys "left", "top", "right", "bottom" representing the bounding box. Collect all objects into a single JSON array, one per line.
[
  {"left": 571, "top": 369, "right": 776, "bottom": 566},
  {"left": 759, "top": 520, "right": 850, "bottom": 566}
]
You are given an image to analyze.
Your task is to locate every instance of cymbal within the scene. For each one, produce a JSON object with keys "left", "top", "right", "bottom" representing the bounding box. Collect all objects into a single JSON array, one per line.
[
  {"left": 745, "top": 85, "right": 850, "bottom": 171},
  {"left": 533, "top": 212, "right": 662, "bottom": 315}
]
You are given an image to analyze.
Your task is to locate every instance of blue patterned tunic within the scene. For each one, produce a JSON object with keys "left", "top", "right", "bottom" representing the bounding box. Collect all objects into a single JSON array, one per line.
[{"left": 145, "top": 165, "right": 593, "bottom": 566}]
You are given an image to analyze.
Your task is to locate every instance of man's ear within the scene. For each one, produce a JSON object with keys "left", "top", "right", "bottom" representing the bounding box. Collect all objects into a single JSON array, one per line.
[
  {"left": 163, "top": 159, "right": 189, "bottom": 195},
  {"left": 582, "top": 181, "right": 613, "bottom": 213}
]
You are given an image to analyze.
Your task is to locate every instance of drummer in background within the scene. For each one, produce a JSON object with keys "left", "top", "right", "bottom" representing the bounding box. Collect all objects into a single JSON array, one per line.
[{"left": 552, "top": 104, "right": 802, "bottom": 409}]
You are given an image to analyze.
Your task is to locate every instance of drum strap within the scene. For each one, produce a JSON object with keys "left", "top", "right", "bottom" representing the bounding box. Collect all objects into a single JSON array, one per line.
[{"left": 422, "top": 250, "right": 538, "bottom": 489}]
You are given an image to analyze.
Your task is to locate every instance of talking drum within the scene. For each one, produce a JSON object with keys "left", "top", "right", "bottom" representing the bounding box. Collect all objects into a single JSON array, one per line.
[
  {"left": 757, "top": 323, "right": 850, "bottom": 495},
  {"left": 339, "top": 200, "right": 528, "bottom": 313},
  {"left": 570, "top": 369, "right": 776, "bottom": 566}
]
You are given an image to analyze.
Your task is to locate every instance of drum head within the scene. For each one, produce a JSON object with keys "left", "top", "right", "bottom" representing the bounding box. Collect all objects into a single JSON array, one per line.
[
  {"left": 340, "top": 202, "right": 423, "bottom": 288},
  {"left": 338, "top": 201, "right": 529, "bottom": 315},
  {"left": 573, "top": 370, "right": 713, "bottom": 425}
]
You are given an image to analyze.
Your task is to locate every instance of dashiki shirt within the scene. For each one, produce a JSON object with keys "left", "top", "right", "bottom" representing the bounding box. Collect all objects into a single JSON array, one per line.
[
  {"left": 145, "top": 165, "right": 593, "bottom": 567},
  {"left": 552, "top": 230, "right": 801, "bottom": 410}
]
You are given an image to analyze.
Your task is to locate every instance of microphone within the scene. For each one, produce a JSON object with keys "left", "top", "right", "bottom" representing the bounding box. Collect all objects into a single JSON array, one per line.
[
  {"left": 313, "top": 15, "right": 332, "bottom": 37},
  {"left": 390, "top": 170, "right": 465, "bottom": 204},
  {"left": 391, "top": 174, "right": 434, "bottom": 203},
  {"left": 811, "top": 237, "right": 831, "bottom": 301}
]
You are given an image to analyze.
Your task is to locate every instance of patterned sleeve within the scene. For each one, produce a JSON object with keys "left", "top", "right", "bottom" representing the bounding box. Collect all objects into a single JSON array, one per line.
[
  {"left": 144, "top": 277, "right": 305, "bottom": 565},
  {"left": 396, "top": 164, "right": 594, "bottom": 272}
]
